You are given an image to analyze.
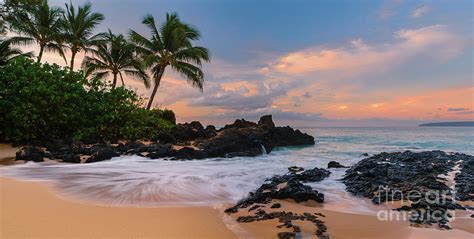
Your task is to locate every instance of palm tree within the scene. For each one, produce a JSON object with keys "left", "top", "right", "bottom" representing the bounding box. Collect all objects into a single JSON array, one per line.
[
  {"left": 61, "top": 1, "right": 104, "bottom": 70},
  {"left": 82, "top": 30, "right": 149, "bottom": 89},
  {"left": 0, "top": 37, "right": 33, "bottom": 65},
  {"left": 129, "top": 13, "right": 210, "bottom": 110},
  {"left": 7, "top": 0, "right": 64, "bottom": 62}
]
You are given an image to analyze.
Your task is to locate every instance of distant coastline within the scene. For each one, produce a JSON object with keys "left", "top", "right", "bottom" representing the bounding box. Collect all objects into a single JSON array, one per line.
[{"left": 419, "top": 121, "right": 474, "bottom": 127}]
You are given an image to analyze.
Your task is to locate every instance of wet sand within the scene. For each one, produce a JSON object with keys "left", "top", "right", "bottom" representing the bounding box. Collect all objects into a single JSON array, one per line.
[
  {"left": 0, "top": 144, "right": 19, "bottom": 165},
  {"left": 0, "top": 177, "right": 237, "bottom": 239},
  {"left": 230, "top": 200, "right": 474, "bottom": 239},
  {"left": 1, "top": 143, "right": 472, "bottom": 238}
]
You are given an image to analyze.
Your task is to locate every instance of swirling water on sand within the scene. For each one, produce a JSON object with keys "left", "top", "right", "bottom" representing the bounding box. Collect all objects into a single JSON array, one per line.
[{"left": 2, "top": 127, "right": 473, "bottom": 215}]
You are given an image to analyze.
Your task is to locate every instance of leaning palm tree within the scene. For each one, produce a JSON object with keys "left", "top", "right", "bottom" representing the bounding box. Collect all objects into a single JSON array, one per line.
[
  {"left": 82, "top": 30, "right": 149, "bottom": 89},
  {"left": 60, "top": 1, "right": 104, "bottom": 70},
  {"left": 0, "top": 37, "right": 33, "bottom": 65},
  {"left": 7, "top": 0, "right": 64, "bottom": 62},
  {"left": 129, "top": 13, "right": 210, "bottom": 109}
]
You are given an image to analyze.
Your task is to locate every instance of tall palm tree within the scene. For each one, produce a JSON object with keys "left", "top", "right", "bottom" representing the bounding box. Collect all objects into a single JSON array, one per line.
[
  {"left": 129, "top": 13, "right": 210, "bottom": 110},
  {"left": 61, "top": 1, "right": 104, "bottom": 70},
  {"left": 82, "top": 30, "right": 149, "bottom": 89},
  {"left": 7, "top": 0, "right": 64, "bottom": 62},
  {"left": 0, "top": 37, "right": 33, "bottom": 65}
]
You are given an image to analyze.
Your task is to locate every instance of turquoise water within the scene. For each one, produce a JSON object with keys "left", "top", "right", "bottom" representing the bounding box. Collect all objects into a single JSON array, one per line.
[
  {"left": 2, "top": 126, "right": 473, "bottom": 213},
  {"left": 306, "top": 126, "right": 474, "bottom": 159}
]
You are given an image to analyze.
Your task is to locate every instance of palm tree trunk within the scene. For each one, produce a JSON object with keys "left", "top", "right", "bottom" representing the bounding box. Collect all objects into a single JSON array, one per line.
[
  {"left": 37, "top": 45, "right": 44, "bottom": 63},
  {"left": 146, "top": 67, "right": 165, "bottom": 110},
  {"left": 112, "top": 73, "right": 117, "bottom": 89},
  {"left": 70, "top": 50, "right": 77, "bottom": 70},
  {"left": 119, "top": 73, "right": 125, "bottom": 86}
]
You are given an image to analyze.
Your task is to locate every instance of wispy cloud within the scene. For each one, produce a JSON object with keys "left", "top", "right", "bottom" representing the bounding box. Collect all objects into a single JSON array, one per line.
[
  {"left": 411, "top": 4, "right": 431, "bottom": 18},
  {"left": 447, "top": 108, "right": 469, "bottom": 112},
  {"left": 456, "top": 111, "right": 474, "bottom": 115}
]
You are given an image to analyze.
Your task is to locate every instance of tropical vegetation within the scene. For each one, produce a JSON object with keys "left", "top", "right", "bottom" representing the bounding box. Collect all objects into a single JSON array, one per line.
[
  {"left": 0, "top": 57, "right": 175, "bottom": 143},
  {"left": 0, "top": 36, "right": 32, "bottom": 65},
  {"left": 130, "top": 13, "right": 210, "bottom": 109},
  {"left": 7, "top": 0, "right": 64, "bottom": 62},
  {"left": 82, "top": 30, "right": 149, "bottom": 89},
  {"left": 0, "top": 0, "right": 210, "bottom": 143},
  {"left": 60, "top": 1, "right": 104, "bottom": 70}
]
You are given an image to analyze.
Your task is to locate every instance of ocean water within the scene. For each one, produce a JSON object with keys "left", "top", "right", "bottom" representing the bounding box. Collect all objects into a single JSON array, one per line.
[{"left": 2, "top": 127, "right": 473, "bottom": 214}]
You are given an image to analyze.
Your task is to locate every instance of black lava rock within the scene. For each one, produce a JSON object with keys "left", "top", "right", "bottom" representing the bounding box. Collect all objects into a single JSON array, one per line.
[
  {"left": 86, "top": 146, "right": 119, "bottom": 163},
  {"left": 342, "top": 150, "right": 473, "bottom": 229},
  {"left": 271, "top": 203, "right": 282, "bottom": 208},
  {"left": 327, "top": 161, "right": 348, "bottom": 168},
  {"left": 277, "top": 232, "right": 296, "bottom": 239},
  {"left": 12, "top": 115, "right": 316, "bottom": 163},
  {"left": 15, "top": 146, "right": 45, "bottom": 162},
  {"left": 455, "top": 157, "right": 474, "bottom": 201},
  {"left": 225, "top": 166, "right": 329, "bottom": 213}
]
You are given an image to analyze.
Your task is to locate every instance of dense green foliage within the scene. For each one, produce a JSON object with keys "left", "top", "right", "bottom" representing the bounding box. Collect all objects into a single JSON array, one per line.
[{"left": 0, "top": 57, "right": 175, "bottom": 143}]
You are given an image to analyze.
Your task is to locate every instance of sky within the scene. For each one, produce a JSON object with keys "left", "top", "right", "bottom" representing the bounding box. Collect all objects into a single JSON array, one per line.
[{"left": 24, "top": 0, "right": 474, "bottom": 126}]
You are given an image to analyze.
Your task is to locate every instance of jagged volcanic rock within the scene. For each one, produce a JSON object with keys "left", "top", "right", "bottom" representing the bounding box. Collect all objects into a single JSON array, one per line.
[{"left": 342, "top": 150, "right": 473, "bottom": 229}]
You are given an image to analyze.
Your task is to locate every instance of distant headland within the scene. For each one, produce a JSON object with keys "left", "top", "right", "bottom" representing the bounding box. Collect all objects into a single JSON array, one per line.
[{"left": 419, "top": 121, "right": 474, "bottom": 127}]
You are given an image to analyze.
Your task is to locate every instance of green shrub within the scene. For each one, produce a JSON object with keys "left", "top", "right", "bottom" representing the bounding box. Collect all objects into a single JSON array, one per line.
[
  {"left": 0, "top": 57, "right": 175, "bottom": 143},
  {"left": 153, "top": 109, "right": 176, "bottom": 124}
]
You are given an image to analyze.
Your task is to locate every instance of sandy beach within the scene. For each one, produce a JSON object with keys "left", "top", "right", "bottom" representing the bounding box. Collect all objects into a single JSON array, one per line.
[
  {"left": 0, "top": 144, "right": 19, "bottom": 165},
  {"left": 1, "top": 174, "right": 472, "bottom": 239},
  {"left": 0, "top": 177, "right": 237, "bottom": 239},
  {"left": 230, "top": 200, "right": 473, "bottom": 239},
  {"left": 1, "top": 143, "right": 473, "bottom": 239}
]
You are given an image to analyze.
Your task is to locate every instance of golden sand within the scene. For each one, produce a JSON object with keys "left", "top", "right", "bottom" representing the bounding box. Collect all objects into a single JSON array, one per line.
[
  {"left": 0, "top": 143, "right": 19, "bottom": 165},
  {"left": 1, "top": 143, "right": 472, "bottom": 239},
  {"left": 229, "top": 200, "right": 473, "bottom": 239},
  {"left": 0, "top": 177, "right": 237, "bottom": 239}
]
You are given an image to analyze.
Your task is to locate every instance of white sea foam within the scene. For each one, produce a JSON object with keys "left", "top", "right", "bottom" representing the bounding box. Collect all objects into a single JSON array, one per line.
[{"left": 1, "top": 127, "right": 472, "bottom": 215}]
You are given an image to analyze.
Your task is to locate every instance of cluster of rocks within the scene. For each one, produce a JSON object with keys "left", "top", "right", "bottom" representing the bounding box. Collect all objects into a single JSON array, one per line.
[
  {"left": 454, "top": 157, "right": 474, "bottom": 201},
  {"left": 15, "top": 115, "right": 315, "bottom": 163},
  {"left": 237, "top": 210, "right": 329, "bottom": 239},
  {"left": 225, "top": 166, "right": 330, "bottom": 238},
  {"left": 342, "top": 150, "right": 473, "bottom": 229},
  {"left": 225, "top": 167, "right": 330, "bottom": 213}
]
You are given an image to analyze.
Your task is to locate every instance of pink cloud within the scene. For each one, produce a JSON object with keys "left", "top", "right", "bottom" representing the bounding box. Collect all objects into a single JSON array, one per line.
[{"left": 266, "top": 25, "right": 466, "bottom": 75}]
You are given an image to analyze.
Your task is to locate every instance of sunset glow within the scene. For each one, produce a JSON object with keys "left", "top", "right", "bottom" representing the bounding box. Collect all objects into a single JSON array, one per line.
[{"left": 31, "top": 0, "right": 473, "bottom": 126}]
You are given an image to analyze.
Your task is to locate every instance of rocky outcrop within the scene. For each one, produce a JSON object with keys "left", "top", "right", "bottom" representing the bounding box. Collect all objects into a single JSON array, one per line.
[
  {"left": 15, "top": 115, "right": 315, "bottom": 162},
  {"left": 15, "top": 146, "right": 46, "bottom": 162},
  {"left": 455, "top": 157, "right": 474, "bottom": 201},
  {"left": 202, "top": 115, "right": 314, "bottom": 157},
  {"left": 268, "top": 126, "right": 315, "bottom": 147},
  {"left": 225, "top": 166, "right": 330, "bottom": 239},
  {"left": 342, "top": 150, "right": 473, "bottom": 229},
  {"left": 225, "top": 166, "right": 329, "bottom": 213},
  {"left": 198, "top": 127, "right": 272, "bottom": 158}
]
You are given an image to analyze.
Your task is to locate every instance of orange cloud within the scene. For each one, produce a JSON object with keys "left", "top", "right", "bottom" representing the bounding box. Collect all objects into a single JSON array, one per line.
[
  {"left": 266, "top": 25, "right": 466, "bottom": 75},
  {"left": 297, "top": 86, "right": 474, "bottom": 120}
]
